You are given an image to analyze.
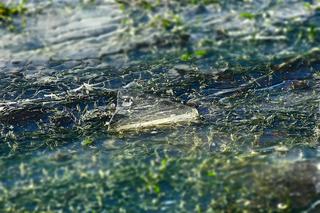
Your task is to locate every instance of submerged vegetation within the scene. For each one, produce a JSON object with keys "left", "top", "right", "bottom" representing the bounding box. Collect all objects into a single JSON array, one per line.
[
  {"left": 0, "top": 0, "right": 320, "bottom": 212},
  {"left": 0, "top": 0, "right": 28, "bottom": 30}
]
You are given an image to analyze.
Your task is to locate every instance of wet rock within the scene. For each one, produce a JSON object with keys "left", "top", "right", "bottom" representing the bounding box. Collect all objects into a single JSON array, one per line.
[{"left": 110, "top": 90, "right": 199, "bottom": 132}]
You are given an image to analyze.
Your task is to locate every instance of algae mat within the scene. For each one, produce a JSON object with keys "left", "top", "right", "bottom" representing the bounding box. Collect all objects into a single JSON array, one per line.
[{"left": 1, "top": 0, "right": 320, "bottom": 212}]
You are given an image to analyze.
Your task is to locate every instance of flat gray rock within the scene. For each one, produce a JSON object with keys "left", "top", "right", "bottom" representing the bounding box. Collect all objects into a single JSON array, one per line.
[{"left": 110, "top": 90, "right": 199, "bottom": 132}]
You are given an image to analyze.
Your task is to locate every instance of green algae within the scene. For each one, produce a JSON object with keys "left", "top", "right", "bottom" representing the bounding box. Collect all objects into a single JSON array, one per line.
[
  {"left": 0, "top": 0, "right": 320, "bottom": 212},
  {"left": 1, "top": 147, "right": 319, "bottom": 212},
  {"left": 0, "top": 0, "right": 28, "bottom": 30}
]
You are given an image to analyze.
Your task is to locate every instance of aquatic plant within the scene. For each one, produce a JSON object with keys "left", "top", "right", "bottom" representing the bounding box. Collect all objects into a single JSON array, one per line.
[
  {"left": 0, "top": 0, "right": 28, "bottom": 30},
  {"left": 0, "top": 0, "right": 320, "bottom": 212}
]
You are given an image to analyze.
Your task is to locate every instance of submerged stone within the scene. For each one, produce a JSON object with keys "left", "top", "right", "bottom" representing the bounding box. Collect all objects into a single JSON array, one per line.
[{"left": 109, "top": 90, "right": 199, "bottom": 132}]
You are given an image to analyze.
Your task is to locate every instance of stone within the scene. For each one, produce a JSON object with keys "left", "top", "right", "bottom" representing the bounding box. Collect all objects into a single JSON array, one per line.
[{"left": 110, "top": 90, "right": 199, "bottom": 132}]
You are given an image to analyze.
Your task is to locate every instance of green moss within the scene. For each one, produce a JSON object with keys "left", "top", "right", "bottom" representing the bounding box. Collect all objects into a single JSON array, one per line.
[
  {"left": 307, "top": 26, "right": 317, "bottom": 42},
  {"left": 81, "top": 137, "right": 94, "bottom": 146},
  {"left": 303, "top": 2, "right": 312, "bottom": 10},
  {"left": 207, "top": 170, "right": 217, "bottom": 177},
  {"left": 0, "top": 1, "right": 27, "bottom": 18},
  {"left": 180, "top": 49, "right": 208, "bottom": 61},
  {"left": 180, "top": 53, "right": 193, "bottom": 61},
  {"left": 239, "top": 12, "right": 255, "bottom": 20},
  {"left": 118, "top": 2, "right": 126, "bottom": 11},
  {"left": 194, "top": 49, "right": 208, "bottom": 58},
  {"left": 0, "top": 0, "right": 28, "bottom": 30}
]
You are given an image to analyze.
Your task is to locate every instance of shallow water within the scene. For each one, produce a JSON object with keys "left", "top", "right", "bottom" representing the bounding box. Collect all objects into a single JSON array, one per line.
[{"left": 1, "top": 0, "right": 320, "bottom": 212}]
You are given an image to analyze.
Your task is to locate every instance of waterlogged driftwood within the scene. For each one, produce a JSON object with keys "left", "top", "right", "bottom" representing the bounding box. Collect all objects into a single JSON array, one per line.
[{"left": 109, "top": 90, "right": 199, "bottom": 132}]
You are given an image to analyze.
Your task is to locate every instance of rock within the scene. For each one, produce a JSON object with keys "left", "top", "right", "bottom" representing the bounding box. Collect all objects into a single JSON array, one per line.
[{"left": 109, "top": 90, "right": 199, "bottom": 132}]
